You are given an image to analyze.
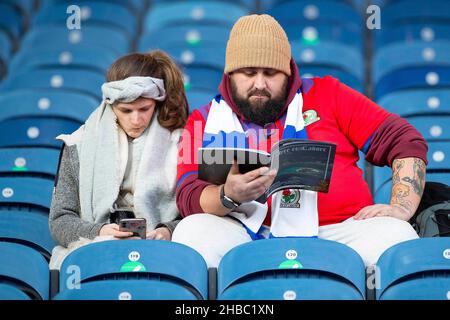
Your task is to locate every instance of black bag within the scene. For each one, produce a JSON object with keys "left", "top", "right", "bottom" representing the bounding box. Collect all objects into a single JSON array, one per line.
[{"left": 410, "top": 182, "right": 450, "bottom": 237}]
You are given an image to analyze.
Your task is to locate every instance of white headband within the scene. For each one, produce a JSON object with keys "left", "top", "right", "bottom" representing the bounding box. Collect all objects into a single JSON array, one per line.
[{"left": 101, "top": 76, "right": 166, "bottom": 104}]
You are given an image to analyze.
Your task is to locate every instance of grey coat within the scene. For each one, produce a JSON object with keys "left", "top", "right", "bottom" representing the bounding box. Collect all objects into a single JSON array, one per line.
[{"left": 49, "top": 145, "right": 179, "bottom": 247}]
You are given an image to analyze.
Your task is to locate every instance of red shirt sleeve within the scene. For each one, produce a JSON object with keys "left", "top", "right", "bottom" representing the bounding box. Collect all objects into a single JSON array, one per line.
[
  {"left": 175, "top": 109, "right": 212, "bottom": 217},
  {"left": 365, "top": 114, "right": 428, "bottom": 167}
]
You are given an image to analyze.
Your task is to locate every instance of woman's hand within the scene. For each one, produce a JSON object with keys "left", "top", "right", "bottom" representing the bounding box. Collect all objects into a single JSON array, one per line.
[
  {"left": 99, "top": 223, "right": 134, "bottom": 239},
  {"left": 146, "top": 227, "right": 171, "bottom": 241}
]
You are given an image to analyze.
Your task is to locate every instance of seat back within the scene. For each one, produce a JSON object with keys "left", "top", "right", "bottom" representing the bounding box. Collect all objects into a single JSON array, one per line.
[
  {"left": 59, "top": 240, "right": 208, "bottom": 299},
  {"left": 376, "top": 238, "right": 450, "bottom": 300},
  {"left": 0, "top": 242, "right": 49, "bottom": 300},
  {"left": 218, "top": 238, "right": 366, "bottom": 299}
]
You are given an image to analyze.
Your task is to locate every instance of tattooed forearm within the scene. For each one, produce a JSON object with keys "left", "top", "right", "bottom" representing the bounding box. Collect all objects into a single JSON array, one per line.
[
  {"left": 400, "top": 158, "right": 426, "bottom": 197},
  {"left": 390, "top": 182, "right": 413, "bottom": 213},
  {"left": 390, "top": 158, "right": 426, "bottom": 217}
]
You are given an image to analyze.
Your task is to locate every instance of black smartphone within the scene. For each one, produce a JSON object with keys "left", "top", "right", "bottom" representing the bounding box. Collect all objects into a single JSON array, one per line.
[
  {"left": 119, "top": 218, "right": 147, "bottom": 239},
  {"left": 110, "top": 210, "right": 135, "bottom": 224}
]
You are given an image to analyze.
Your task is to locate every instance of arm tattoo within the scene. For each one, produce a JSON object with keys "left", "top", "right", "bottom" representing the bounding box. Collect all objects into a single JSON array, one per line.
[
  {"left": 392, "top": 159, "right": 404, "bottom": 184},
  {"left": 390, "top": 183, "right": 413, "bottom": 213},
  {"left": 401, "top": 158, "right": 426, "bottom": 197}
]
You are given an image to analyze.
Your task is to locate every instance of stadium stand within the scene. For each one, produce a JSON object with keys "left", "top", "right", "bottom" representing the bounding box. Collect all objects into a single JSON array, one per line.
[
  {"left": 20, "top": 25, "right": 131, "bottom": 55},
  {"left": 0, "top": 0, "right": 448, "bottom": 301}
]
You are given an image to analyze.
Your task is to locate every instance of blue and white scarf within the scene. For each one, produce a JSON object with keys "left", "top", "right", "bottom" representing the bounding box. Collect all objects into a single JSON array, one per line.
[{"left": 202, "top": 91, "right": 319, "bottom": 238}]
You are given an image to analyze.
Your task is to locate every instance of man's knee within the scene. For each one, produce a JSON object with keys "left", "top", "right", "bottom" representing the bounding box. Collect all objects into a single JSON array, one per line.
[
  {"left": 372, "top": 217, "right": 419, "bottom": 242},
  {"left": 172, "top": 214, "right": 210, "bottom": 242},
  {"left": 356, "top": 217, "right": 419, "bottom": 266}
]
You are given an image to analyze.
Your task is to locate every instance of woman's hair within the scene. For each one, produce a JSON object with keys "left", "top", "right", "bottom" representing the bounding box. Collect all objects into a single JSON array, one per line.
[{"left": 106, "top": 50, "right": 188, "bottom": 131}]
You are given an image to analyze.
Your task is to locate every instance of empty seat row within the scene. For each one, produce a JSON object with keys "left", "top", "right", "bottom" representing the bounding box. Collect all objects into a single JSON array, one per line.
[{"left": 0, "top": 237, "right": 448, "bottom": 300}]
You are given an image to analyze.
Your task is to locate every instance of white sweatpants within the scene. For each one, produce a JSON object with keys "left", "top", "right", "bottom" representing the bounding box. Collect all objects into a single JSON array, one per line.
[{"left": 172, "top": 214, "right": 419, "bottom": 268}]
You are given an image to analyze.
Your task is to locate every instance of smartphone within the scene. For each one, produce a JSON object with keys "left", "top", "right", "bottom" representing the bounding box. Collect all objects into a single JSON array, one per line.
[{"left": 119, "top": 218, "right": 147, "bottom": 239}]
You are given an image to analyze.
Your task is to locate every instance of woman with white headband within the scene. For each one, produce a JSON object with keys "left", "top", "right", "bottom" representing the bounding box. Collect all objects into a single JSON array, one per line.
[{"left": 48, "top": 50, "right": 189, "bottom": 269}]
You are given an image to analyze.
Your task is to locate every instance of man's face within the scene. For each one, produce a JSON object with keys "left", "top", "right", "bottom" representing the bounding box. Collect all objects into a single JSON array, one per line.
[{"left": 230, "top": 68, "right": 288, "bottom": 126}]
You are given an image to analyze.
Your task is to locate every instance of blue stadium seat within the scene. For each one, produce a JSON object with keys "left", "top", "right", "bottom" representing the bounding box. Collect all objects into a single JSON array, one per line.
[
  {"left": 427, "top": 141, "right": 450, "bottom": 169},
  {"left": 21, "top": 25, "right": 130, "bottom": 56},
  {"left": 218, "top": 238, "right": 366, "bottom": 300},
  {"left": 0, "top": 89, "right": 97, "bottom": 125},
  {"left": 144, "top": 1, "right": 249, "bottom": 32},
  {"left": 283, "top": 23, "right": 362, "bottom": 49},
  {"left": 0, "top": 209, "right": 56, "bottom": 260},
  {"left": 139, "top": 24, "right": 230, "bottom": 52},
  {"left": 186, "top": 89, "right": 216, "bottom": 113},
  {"left": 373, "top": 141, "right": 450, "bottom": 204},
  {"left": 0, "top": 30, "right": 11, "bottom": 63},
  {"left": 300, "top": 67, "right": 364, "bottom": 93},
  {"left": 382, "top": 0, "right": 450, "bottom": 25},
  {"left": 376, "top": 24, "right": 450, "bottom": 47},
  {"left": 0, "top": 117, "right": 80, "bottom": 149},
  {"left": 375, "top": 67, "right": 450, "bottom": 99},
  {"left": 291, "top": 40, "right": 364, "bottom": 81},
  {"left": 0, "top": 147, "right": 60, "bottom": 178},
  {"left": 0, "top": 3, "right": 23, "bottom": 40},
  {"left": 9, "top": 45, "right": 118, "bottom": 75},
  {"left": 378, "top": 89, "right": 450, "bottom": 117},
  {"left": 58, "top": 240, "right": 208, "bottom": 300},
  {"left": 268, "top": 0, "right": 362, "bottom": 31},
  {"left": 54, "top": 279, "right": 199, "bottom": 300},
  {"left": 0, "top": 284, "right": 31, "bottom": 300},
  {"left": 376, "top": 238, "right": 450, "bottom": 300},
  {"left": 0, "top": 177, "right": 53, "bottom": 210},
  {"left": 34, "top": 2, "right": 137, "bottom": 37},
  {"left": 407, "top": 116, "right": 450, "bottom": 141},
  {"left": 164, "top": 46, "right": 225, "bottom": 72},
  {"left": 261, "top": 0, "right": 365, "bottom": 12},
  {"left": 0, "top": 242, "right": 49, "bottom": 300},
  {"left": 41, "top": 0, "right": 145, "bottom": 15},
  {"left": 373, "top": 41, "right": 450, "bottom": 83},
  {"left": 183, "top": 66, "right": 223, "bottom": 93},
  {"left": 151, "top": 0, "right": 256, "bottom": 11},
  {"left": 0, "top": 69, "right": 104, "bottom": 100},
  {"left": 3, "top": 0, "right": 35, "bottom": 14}
]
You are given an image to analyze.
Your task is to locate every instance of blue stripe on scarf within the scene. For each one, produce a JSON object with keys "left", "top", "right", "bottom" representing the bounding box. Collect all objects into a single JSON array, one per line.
[
  {"left": 282, "top": 125, "right": 308, "bottom": 140},
  {"left": 203, "top": 131, "right": 249, "bottom": 148}
]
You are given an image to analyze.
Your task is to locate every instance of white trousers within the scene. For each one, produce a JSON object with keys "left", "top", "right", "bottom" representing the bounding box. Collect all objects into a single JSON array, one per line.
[{"left": 172, "top": 214, "right": 419, "bottom": 268}]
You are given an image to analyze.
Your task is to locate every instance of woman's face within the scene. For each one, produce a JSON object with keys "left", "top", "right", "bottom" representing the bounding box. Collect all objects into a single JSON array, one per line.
[{"left": 113, "top": 97, "right": 156, "bottom": 138}]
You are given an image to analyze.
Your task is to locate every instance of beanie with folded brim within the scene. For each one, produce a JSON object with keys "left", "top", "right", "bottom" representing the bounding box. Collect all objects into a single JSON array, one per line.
[{"left": 225, "top": 14, "right": 291, "bottom": 76}]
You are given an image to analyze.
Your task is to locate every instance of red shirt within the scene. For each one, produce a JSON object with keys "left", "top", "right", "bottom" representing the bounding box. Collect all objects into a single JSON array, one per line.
[{"left": 176, "top": 75, "right": 392, "bottom": 226}]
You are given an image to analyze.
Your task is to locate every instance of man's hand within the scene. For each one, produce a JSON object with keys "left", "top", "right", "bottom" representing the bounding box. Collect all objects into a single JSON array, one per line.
[
  {"left": 146, "top": 227, "right": 171, "bottom": 241},
  {"left": 99, "top": 223, "right": 134, "bottom": 239},
  {"left": 353, "top": 204, "right": 413, "bottom": 221},
  {"left": 224, "top": 161, "right": 277, "bottom": 204}
]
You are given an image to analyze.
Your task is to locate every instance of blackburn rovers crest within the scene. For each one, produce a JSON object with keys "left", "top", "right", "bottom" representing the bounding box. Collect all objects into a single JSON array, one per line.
[{"left": 280, "top": 189, "right": 301, "bottom": 208}]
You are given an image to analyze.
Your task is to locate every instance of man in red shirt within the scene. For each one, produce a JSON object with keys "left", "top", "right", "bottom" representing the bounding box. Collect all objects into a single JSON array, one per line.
[{"left": 173, "top": 14, "right": 427, "bottom": 267}]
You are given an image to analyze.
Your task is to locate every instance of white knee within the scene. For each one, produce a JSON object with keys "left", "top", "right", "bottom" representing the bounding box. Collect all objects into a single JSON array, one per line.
[{"left": 355, "top": 217, "right": 419, "bottom": 266}]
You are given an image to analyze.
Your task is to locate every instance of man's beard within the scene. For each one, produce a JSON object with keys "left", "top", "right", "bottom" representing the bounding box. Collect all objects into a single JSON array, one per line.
[{"left": 231, "top": 79, "right": 288, "bottom": 126}]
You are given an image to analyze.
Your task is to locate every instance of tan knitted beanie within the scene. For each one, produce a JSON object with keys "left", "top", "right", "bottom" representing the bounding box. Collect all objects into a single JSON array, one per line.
[{"left": 225, "top": 14, "right": 291, "bottom": 75}]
